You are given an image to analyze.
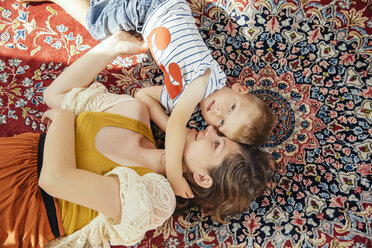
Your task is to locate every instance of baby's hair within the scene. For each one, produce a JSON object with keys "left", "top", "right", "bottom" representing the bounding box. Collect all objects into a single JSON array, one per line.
[
  {"left": 177, "top": 144, "right": 277, "bottom": 222},
  {"left": 233, "top": 95, "right": 277, "bottom": 145}
]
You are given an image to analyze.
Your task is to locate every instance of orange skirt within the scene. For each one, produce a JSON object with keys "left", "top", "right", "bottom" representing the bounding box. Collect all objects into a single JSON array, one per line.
[{"left": 0, "top": 133, "right": 64, "bottom": 248}]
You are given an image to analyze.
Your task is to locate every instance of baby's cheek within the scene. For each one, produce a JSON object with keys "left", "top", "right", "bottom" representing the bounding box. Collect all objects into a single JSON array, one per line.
[
  {"left": 202, "top": 113, "right": 212, "bottom": 123},
  {"left": 210, "top": 118, "right": 218, "bottom": 127}
]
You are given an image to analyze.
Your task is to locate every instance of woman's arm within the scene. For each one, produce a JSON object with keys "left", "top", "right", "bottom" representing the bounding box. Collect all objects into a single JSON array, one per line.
[
  {"left": 39, "top": 108, "right": 121, "bottom": 221},
  {"left": 44, "top": 31, "right": 148, "bottom": 109}
]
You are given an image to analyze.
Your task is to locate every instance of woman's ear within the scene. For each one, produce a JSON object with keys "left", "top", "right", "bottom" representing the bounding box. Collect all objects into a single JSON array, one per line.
[
  {"left": 231, "top": 83, "right": 249, "bottom": 94},
  {"left": 193, "top": 172, "right": 213, "bottom": 188}
]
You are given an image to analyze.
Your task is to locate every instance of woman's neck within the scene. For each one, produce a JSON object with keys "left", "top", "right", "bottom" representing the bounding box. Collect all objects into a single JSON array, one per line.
[{"left": 136, "top": 147, "right": 166, "bottom": 176}]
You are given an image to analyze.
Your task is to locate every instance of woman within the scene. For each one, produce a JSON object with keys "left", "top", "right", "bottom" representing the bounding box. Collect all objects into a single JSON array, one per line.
[{"left": 0, "top": 32, "right": 275, "bottom": 247}]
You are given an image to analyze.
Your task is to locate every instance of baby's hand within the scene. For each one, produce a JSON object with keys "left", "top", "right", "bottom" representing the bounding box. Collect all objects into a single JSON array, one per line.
[
  {"left": 169, "top": 176, "right": 194, "bottom": 199},
  {"left": 111, "top": 31, "right": 148, "bottom": 55}
]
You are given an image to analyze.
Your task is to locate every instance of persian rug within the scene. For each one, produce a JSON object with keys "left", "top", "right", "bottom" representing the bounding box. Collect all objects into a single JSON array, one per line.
[{"left": 0, "top": 0, "right": 371, "bottom": 247}]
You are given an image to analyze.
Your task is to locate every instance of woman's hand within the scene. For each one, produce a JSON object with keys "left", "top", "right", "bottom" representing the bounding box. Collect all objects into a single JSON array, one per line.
[{"left": 108, "top": 31, "right": 149, "bottom": 55}]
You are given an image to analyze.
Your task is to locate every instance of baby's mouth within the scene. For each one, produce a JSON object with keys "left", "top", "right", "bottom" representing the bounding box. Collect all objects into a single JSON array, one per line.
[{"left": 207, "top": 100, "right": 215, "bottom": 111}]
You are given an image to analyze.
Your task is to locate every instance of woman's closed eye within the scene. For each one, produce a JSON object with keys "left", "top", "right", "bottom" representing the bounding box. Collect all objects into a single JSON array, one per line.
[{"left": 218, "top": 120, "right": 224, "bottom": 127}]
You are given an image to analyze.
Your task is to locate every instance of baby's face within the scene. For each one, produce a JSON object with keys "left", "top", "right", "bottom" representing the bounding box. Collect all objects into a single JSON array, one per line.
[{"left": 200, "top": 86, "right": 260, "bottom": 140}]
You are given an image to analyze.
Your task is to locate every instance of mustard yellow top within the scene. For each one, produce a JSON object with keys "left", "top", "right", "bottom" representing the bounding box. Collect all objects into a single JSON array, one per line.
[{"left": 58, "top": 111, "right": 156, "bottom": 235}]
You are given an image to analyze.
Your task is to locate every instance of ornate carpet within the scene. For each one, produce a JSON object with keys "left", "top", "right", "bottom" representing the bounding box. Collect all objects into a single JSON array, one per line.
[{"left": 0, "top": 0, "right": 371, "bottom": 247}]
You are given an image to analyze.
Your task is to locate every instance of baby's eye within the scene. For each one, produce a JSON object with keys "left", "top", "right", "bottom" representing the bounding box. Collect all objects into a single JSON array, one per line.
[
  {"left": 230, "top": 104, "right": 236, "bottom": 112},
  {"left": 218, "top": 120, "right": 224, "bottom": 127},
  {"left": 214, "top": 140, "right": 220, "bottom": 149}
]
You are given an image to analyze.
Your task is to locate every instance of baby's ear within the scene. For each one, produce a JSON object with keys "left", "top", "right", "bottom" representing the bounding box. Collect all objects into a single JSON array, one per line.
[{"left": 231, "top": 83, "right": 249, "bottom": 94}]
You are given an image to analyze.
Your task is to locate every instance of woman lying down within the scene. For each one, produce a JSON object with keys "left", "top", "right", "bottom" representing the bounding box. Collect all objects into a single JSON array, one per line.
[{"left": 0, "top": 31, "right": 275, "bottom": 247}]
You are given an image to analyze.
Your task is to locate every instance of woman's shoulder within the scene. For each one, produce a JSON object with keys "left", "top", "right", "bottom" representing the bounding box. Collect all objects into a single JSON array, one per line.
[
  {"left": 105, "top": 99, "right": 150, "bottom": 126},
  {"left": 106, "top": 167, "right": 176, "bottom": 235}
]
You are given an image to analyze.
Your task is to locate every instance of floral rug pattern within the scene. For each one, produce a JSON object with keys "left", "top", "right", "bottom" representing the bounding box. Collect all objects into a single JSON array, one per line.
[{"left": 0, "top": 0, "right": 371, "bottom": 247}]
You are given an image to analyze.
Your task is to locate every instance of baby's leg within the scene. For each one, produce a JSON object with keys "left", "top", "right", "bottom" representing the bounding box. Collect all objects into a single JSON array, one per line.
[
  {"left": 17, "top": 0, "right": 90, "bottom": 28},
  {"left": 19, "top": 0, "right": 142, "bottom": 41}
]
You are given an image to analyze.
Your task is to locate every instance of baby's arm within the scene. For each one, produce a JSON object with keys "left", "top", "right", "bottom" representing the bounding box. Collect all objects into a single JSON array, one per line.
[
  {"left": 135, "top": 86, "right": 169, "bottom": 132},
  {"left": 165, "top": 70, "right": 210, "bottom": 198}
]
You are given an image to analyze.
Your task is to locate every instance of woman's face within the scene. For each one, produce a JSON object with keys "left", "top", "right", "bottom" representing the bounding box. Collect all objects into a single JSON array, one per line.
[{"left": 183, "top": 125, "right": 241, "bottom": 174}]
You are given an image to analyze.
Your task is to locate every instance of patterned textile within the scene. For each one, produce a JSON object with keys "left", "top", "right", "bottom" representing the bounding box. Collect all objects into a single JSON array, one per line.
[{"left": 0, "top": 0, "right": 371, "bottom": 247}]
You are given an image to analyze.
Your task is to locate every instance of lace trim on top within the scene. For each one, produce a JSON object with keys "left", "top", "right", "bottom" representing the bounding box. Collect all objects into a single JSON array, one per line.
[{"left": 46, "top": 166, "right": 175, "bottom": 247}]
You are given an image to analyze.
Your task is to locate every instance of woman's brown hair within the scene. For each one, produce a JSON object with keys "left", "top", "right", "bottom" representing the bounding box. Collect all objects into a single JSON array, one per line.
[{"left": 178, "top": 143, "right": 277, "bottom": 222}]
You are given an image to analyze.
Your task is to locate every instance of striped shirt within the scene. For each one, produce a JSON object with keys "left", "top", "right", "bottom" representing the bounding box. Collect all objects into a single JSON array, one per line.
[{"left": 142, "top": 0, "right": 226, "bottom": 113}]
